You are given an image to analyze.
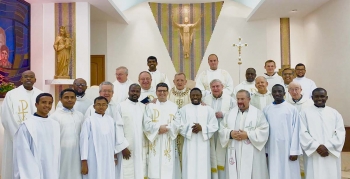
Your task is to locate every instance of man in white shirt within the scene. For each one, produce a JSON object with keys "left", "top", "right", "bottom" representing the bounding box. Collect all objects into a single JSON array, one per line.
[
  {"left": 234, "top": 68, "right": 257, "bottom": 97},
  {"left": 176, "top": 88, "right": 219, "bottom": 179},
  {"left": 51, "top": 88, "right": 84, "bottom": 179},
  {"left": 56, "top": 78, "right": 93, "bottom": 114},
  {"left": 293, "top": 63, "right": 317, "bottom": 99},
  {"left": 250, "top": 76, "right": 273, "bottom": 110},
  {"left": 300, "top": 88, "right": 345, "bottom": 179},
  {"left": 1, "top": 70, "right": 43, "bottom": 179},
  {"left": 143, "top": 83, "right": 179, "bottom": 179},
  {"left": 147, "top": 56, "right": 171, "bottom": 88},
  {"left": 195, "top": 54, "right": 234, "bottom": 97},
  {"left": 263, "top": 84, "right": 301, "bottom": 179},
  {"left": 262, "top": 60, "right": 284, "bottom": 91},
  {"left": 219, "top": 89, "right": 269, "bottom": 179},
  {"left": 139, "top": 71, "right": 157, "bottom": 104},
  {"left": 13, "top": 93, "right": 60, "bottom": 179},
  {"left": 112, "top": 66, "right": 134, "bottom": 103}
]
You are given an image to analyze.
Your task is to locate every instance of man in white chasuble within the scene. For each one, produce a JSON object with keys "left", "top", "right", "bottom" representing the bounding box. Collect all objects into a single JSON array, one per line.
[
  {"left": 300, "top": 88, "right": 345, "bottom": 179},
  {"left": 176, "top": 88, "right": 218, "bottom": 179},
  {"left": 1, "top": 70, "right": 43, "bottom": 179},
  {"left": 219, "top": 90, "right": 269, "bottom": 179},
  {"left": 203, "top": 79, "right": 236, "bottom": 179},
  {"left": 143, "top": 82, "right": 179, "bottom": 179}
]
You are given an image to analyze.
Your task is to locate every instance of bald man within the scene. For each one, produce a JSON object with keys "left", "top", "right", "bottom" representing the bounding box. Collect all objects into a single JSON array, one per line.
[
  {"left": 250, "top": 76, "right": 273, "bottom": 110},
  {"left": 1, "top": 70, "right": 43, "bottom": 179},
  {"left": 287, "top": 82, "right": 313, "bottom": 112},
  {"left": 56, "top": 78, "right": 93, "bottom": 114}
]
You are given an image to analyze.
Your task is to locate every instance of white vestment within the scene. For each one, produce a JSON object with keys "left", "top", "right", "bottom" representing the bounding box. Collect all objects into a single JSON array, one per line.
[
  {"left": 176, "top": 104, "right": 219, "bottom": 179},
  {"left": 140, "top": 87, "right": 157, "bottom": 103},
  {"left": 115, "top": 99, "right": 147, "bottom": 179},
  {"left": 250, "top": 91, "right": 273, "bottom": 111},
  {"left": 168, "top": 87, "right": 191, "bottom": 109},
  {"left": 143, "top": 100, "right": 179, "bottom": 179},
  {"left": 286, "top": 95, "right": 314, "bottom": 112},
  {"left": 84, "top": 100, "right": 118, "bottom": 120},
  {"left": 13, "top": 115, "right": 60, "bottom": 179},
  {"left": 262, "top": 73, "right": 284, "bottom": 92},
  {"left": 233, "top": 80, "right": 257, "bottom": 97},
  {"left": 1, "top": 85, "right": 43, "bottom": 179},
  {"left": 148, "top": 70, "right": 171, "bottom": 89},
  {"left": 263, "top": 102, "right": 302, "bottom": 179},
  {"left": 293, "top": 77, "right": 317, "bottom": 99},
  {"left": 195, "top": 69, "right": 234, "bottom": 97},
  {"left": 112, "top": 79, "right": 134, "bottom": 104},
  {"left": 80, "top": 113, "right": 116, "bottom": 179},
  {"left": 51, "top": 108, "right": 84, "bottom": 179},
  {"left": 56, "top": 95, "right": 93, "bottom": 115},
  {"left": 219, "top": 106, "right": 269, "bottom": 179},
  {"left": 203, "top": 93, "right": 236, "bottom": 179},
  {"left": 299, "top": 106, "right": 345, "bottom": 179}
]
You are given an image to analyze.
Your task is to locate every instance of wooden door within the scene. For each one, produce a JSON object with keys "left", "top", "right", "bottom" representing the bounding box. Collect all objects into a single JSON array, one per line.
[{"left": 90, "top": 55, "right": 105, "bottom": 86}]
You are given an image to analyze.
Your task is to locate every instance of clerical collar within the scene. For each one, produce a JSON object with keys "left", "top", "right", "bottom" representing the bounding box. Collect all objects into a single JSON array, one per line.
[
  {"left": 34, "top": 113, "right": 48, "bottom": 118},
  {"left": 94, "top": 111, "right": 105, "bottom": 116},
  {"left": 273, "top": 100, "right": 285, "bottom": 104},
  {"left": 264, "top": 72, "right": 276, "bottom": 77},
  {"left": 62, "top": 107, "right": 74, "bottom": 112},
  {"left": 76, "top": 93, "right": 85, "bottom": 98},
  {"left": 292, "top": 95, "right": 303, "bottom": 103},
  {"left": 314, "top": 104, "right": 325, "bottom": 108}
]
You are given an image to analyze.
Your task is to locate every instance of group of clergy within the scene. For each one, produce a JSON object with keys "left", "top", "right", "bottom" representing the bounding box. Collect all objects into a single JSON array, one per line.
[{"left": 0, "top": 55, "right": 346, "bottom": 179}]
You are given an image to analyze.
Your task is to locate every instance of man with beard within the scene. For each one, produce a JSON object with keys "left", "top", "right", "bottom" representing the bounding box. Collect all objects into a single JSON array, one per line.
[
  {"left": 234, "top": 68, "right": 257, "bottom": 97},
  {"left": 299, "top": 88, "right": 345, "bottom": 179},
  {"left": 282, "top": 68, "right": 294, "bottom": 89},
  {"left": 115, "top": 84, "right": 147, "bottom": 179},
  {"left": 56, "top": 78, "right": 93, "bottom": 114},
  {"left": 219, "top": 89, "right": 269, "bottom": 179},
  {"left": 1, "top": 70, "right": 43, "bottom": 179},
  {"left": 176, "top": 88, "right": 218, "bottom": 179},
  {"left": 250, "top": 76, "right": 273, "bottom": 110},
  {"left": 138, "top": 71, "right": 156, "bottom": 104},
  {"left": 293, "top": 63, "right": 317, "bottom": 99},
  {"left": 263, "top": 84, "right": 301, "bottom": 179},
  {"left": 147, "top": 56, "right": 171, "bottom": 88}
]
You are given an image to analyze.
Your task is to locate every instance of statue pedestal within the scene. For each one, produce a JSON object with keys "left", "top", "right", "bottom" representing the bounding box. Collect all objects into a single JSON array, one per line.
[
  {"left": 45, "top": 79, "right": 75, "bottom": 85},
  {"left": 54, "top": 75, "right": 70, "bottom": 79}
]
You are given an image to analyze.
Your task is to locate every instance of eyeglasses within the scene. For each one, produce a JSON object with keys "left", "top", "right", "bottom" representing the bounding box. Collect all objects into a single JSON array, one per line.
[
  {"left": 101, "top": 90, "right": 113, "bottom": 93},
  {"left": 74, "top": 83, "right": 86, "bottom": 87},
  {"left": 95, "top": 104, "right": 108, "bottom": 107},
  {"left": 116, "top": 73, "right": 125, "bottom": 76}
]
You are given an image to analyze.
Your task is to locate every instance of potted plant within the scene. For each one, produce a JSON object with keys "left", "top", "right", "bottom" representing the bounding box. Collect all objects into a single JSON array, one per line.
[{"left": 0, "top": 82, "right": 16, "bottom": 98}]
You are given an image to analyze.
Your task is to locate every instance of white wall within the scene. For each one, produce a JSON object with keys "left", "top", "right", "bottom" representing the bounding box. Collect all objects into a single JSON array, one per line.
[
  {"left": 303, "top": 0, "right": 350, "bottom": 125},
  {"left": 104, "top": 0, "right": 282, "bottom": 84},
  {"left": 91, "top": 21, "right": 107, "bottom": 55}
]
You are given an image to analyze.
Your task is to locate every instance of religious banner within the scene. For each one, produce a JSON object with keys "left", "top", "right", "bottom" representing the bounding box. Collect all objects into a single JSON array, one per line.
[
  {"left": 0, "top": 0, "right": 30, "bottom": 87},
  {"left": 149, "top": 2, "right": 223, "bottom": 80}
]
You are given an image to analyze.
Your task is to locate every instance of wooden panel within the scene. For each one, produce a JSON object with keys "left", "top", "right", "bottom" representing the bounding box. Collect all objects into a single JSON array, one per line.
[
  {"left": 343, "top": 126, "right": 350, "bottom": 152},
  {"left": 90, "top": 55, "right": 105, "bottom": 86},
  {"left": 280, "top": 18, "right": 291, "bottom": 67}
]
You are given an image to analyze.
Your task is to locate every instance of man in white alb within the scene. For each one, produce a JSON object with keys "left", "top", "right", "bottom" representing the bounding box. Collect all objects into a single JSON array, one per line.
[
  {"left": 13, "top": 93, "right": 60, "bottom": 179},
  {"left": 51, "top": 89, "right": 84, "bottom": 179},
  {"left": 195, "top": 54, "right": 234, "bottom": 97},
  {"left": 139, "top": 71, "right": 157, "bottom": 103},
  {"left": 143, "top": 83, "right": 179, "bottom": 179},
  {"left": 203, "top": 79, "right": 236, "bottom": 179},
  {"left": 234, "top": 68, "right": 257, "bottom": 97},
  {"left": 293, "top": 63, "right": 317, "bottom": 99},
  {"left": 1, "top": 70, "right": 43, "bottom": 179},
  {"left": 147, "top": 56, "right": 171, "bottom": 88},
  {"left": 84, "top": 81, "right": 117, "bottom": 120},
  {"left": 176, "top": 88, "right": 219, "bottom": 179},
  {"left": 56, "top": 78, "right": 93, "bottom": 114},
  {"left": 263, "top": 84, "right": 301, "bottom": 179},
  {"left": 282, "top": 68, "right": 294, "bottom": 90},
  {"left": 112, "top": 66, "right": 134, "bottom": 103},
  {"left": 219, "top": 89, "right": 269, "bottom": 179},
  {"left": 300, "top": 88, "right": 345, "bottom": 179},
  {"left": 287, "top": 81, "right": 313, "bottom": 111},
  {"left": 262, "top": 60, "right": 284, "bottom": 91},
  {"left": 250, "top": 76, "right": 273, "bottom": 110},
  {"left": 115, "top": 84, "right": 147, "bottom": 179}
]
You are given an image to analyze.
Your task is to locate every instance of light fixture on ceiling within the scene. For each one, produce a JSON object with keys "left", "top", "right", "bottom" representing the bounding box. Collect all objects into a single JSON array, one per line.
[{"left": 291, "top": 9, "right": 298, "bottom": 12}]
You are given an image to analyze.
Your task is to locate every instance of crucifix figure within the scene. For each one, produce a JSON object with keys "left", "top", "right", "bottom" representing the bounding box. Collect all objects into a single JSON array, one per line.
[{"left": 233, "top": 37, "right": 248, "bottom": 83}]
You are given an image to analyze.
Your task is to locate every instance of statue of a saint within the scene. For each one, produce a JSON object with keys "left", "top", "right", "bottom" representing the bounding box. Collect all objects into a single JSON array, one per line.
[
  {"left": 172, "top": 16, "right": 202, "bottom": 58},
  {"left": 53, "top": 26, "right": 71, "bottom": 79}
]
